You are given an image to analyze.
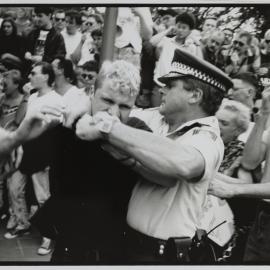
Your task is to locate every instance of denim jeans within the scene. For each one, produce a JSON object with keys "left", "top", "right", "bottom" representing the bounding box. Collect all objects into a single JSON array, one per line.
[{"left": 7, "top": 170, "right": 30, "bottom": 229}]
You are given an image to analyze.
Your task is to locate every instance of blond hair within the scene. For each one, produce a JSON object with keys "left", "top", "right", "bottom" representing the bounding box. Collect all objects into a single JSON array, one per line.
[{"left": 96, "top": 60, "right": 141, "bottom": 97}]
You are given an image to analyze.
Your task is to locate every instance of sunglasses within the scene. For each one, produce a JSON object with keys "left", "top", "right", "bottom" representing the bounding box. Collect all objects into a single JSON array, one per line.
[
  {"left": 233, "top": 40, "right": 245, "bottom": 47},
  {"left": 265, "top": 40, "right": 270, "bottom": 44},
  {"left": 81, "top": 73, "right": 94, "bottom": 80},
  {"left": 30, "top": 71, "right": 37, "bottom": 76},
  {"left": 85, "top": 22, "right": 94, "bottom": 26},
  {"left": 55, "top": 18, "right": 65, "bottom": 22}
]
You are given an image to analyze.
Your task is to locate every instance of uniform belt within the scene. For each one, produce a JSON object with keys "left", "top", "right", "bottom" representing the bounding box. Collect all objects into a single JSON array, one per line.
[{"left": 125, "top": 226, "right": 167, "bottom": 256}]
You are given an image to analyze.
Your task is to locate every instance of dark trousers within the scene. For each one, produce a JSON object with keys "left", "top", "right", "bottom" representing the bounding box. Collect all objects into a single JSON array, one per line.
[
  {"left": 50, "top": 237, "right": 126, "bottom": 264},
  {"left": 244, "top": 201, "right": 270, "bottom": 263}
]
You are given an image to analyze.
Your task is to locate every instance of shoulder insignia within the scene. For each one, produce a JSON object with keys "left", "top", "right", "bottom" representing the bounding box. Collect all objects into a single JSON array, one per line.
[{"left": 192, "top": 129, "right": 218, "bottom": 141}]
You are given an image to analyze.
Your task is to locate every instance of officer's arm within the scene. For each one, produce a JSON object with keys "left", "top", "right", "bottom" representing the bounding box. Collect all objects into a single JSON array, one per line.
[{"left": 106, "top": 121, "right": 205, "bottom": 184}]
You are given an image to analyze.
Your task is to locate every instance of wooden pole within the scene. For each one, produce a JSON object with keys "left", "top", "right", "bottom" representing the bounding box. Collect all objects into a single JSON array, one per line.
[{"left": 99, "top": 7, "right": 118, "bottom": 68}]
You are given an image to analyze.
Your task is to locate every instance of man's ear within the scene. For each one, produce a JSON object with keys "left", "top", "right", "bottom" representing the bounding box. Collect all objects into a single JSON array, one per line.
[{"left": 189, "top": 88, "right": 203, "bottom": 104}]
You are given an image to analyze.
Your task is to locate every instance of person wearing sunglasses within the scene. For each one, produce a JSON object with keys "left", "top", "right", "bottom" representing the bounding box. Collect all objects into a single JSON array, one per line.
[
  {"left": 53, "top": 9, "right": 66, "bottom": 33},
  {"left": 24, "top": 7, "right": 66, "bottom": 69},
  {"left": 225, "top": 31, "right": 261, "bottom": 76},
  {"left": 76, "top": 60, "right": 98, "bottom": 95}
]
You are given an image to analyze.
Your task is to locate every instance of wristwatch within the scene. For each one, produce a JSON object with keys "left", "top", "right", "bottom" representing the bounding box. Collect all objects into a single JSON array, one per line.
[
  {"left": 94, "top": 115, "right": 120, "bottom": 135},
  {"left": 97, "top": 119, "right": 115, "bottom": 134}
]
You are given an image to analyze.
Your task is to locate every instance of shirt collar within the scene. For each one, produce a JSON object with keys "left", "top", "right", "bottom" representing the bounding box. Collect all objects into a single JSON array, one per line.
[{"left": 166, "top": 116, "right": 220, "bottom": 137}]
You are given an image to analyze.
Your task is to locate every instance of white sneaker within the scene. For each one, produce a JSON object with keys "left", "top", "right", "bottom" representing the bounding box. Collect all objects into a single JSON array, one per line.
[
  {"left": 37, "top": 237, "right": 52, "bottom": 255},
  {"left": 4, "top": 227, "right": 30, "bottom": 239}
]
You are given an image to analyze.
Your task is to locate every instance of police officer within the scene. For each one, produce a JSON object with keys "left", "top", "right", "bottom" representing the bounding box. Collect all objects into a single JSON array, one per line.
[{"left": 76, "top": 48, "right": 233, "bottom": 263}]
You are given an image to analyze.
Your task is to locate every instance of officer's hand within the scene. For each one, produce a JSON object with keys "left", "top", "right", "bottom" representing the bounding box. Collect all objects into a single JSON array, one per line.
[
  {"left": 63, "top": 90, "right": 91, "bottom": 128},
  {"left": 75, "top": 114, "right": 101, "bottom": 141},
  {"left": 208, "top": 179, "right": 235, "bottom": 199}
]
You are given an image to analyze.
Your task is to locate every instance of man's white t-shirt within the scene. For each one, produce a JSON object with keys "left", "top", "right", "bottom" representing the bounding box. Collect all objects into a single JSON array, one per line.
[{"left": 61, "top": 29, "right": 82, "bottom": 59}]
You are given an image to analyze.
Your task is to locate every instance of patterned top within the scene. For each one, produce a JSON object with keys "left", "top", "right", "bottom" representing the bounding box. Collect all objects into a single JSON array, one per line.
[{"left": 219, "top": 139, "right": 245, "bottom": 175}]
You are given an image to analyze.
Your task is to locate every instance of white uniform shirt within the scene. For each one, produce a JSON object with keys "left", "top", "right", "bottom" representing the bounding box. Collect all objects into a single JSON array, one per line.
[{"left": 128, "top": 108, "right": 224, "bottom": 240}]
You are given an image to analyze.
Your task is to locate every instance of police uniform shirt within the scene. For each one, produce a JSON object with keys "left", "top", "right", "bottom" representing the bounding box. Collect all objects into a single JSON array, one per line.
[{"left": 127, "top": 108, "right": 224, "bottom": 240}]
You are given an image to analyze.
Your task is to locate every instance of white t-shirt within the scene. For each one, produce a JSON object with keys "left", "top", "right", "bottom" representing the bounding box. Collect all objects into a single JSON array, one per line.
[
  {"left": 154, "top": 37, "right": 203, "bottom": 85},
  {"left": 78, "top": 37, "right": 96, "bottom": 66},
  {"left": 128, "top": 108, "right": 224, "bottom": 240},
  {"left": 27, "top": 90, "right": 65, "bottom": 123},
  {"left": 61, "top": 29, "right": 82, "bottom": 59},
  {"left": 34, "top": 30, "right": 50, "bottom": 56}
]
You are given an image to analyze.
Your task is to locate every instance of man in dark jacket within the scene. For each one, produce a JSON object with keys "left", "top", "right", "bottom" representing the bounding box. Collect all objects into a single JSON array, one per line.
[{"left": 24, "top": 7, "right": 66, "bottom": 66}]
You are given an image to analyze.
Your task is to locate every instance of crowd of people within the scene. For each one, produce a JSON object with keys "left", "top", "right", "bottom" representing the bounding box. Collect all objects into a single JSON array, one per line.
[{"left": 0, "top": 5, "right": 270, "bottom": 264}]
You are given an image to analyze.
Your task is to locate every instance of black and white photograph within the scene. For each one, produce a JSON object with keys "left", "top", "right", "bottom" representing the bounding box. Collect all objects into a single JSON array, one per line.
[{"left": 0, "top": 1, "right": 269, "bottom": 266}]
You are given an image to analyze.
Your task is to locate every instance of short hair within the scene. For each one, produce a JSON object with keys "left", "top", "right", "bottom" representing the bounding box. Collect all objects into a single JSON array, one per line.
[
  {"left": 4, "top": 69, "right": 24, "bottom": 93},
  {"left": 33, "top": 61, "right": 55, "bottom": 87},
  {"left": 55, "top": 56, "right": 76, "bottom": 83},
  {"left": 158, "top": 8, "right": 178, "bottom": 17},
  {"left": 237, "top": 31, "right": 253, "bottom": 45},
  {"left": 81, "top": 60, "right": 99, "bottom": 73},
  {"left": 95, "top": 60, "right": 141, "bottom": 97},
  {"left": 89, "top": 13, "right": 104, "bottom": 25},
  {"left": 232, "top": 72, "right": 259, "bottom": 90},
  {"left": 53, "top": 9, "right": 65, "bottom": 16},
  {"left": 34, "top": 7, "right": 53, "bottom": 16},
  {"left": 65, "top": 10, "right": 82, "bottom": 25},
  {"left": 91, "top": 28, "right": 103, "bottom": 38},
  {"left": 220, "top": 99, "right": 250, "bottom": 133},
  {"left": 183, "top": 77, "right": 225, "bottom": 116},
  {"left": 175, "top": 12, "right": 196, "bottom": 30},
  {"left": 204, "top": 16, "right": 218, "bottom": 23}
]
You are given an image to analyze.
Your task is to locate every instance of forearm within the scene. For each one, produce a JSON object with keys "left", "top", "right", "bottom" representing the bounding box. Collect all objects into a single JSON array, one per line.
[
  {"left": 233, "top": 182, "right": 270, "bottom": 199},
  {"left": 132, "top": 161, "right": 177, "bottom": 187},
  {"left": 150, "top": 29, "right": 169, "bottom": 47},
  {"left": 216, "top": 172, "right": 251, "bottom": 185},
  {"left": 242, "top": 113, "right": 268, "bottom": 169},
  {"left": 107, "top": 122, "right": 203, "bottom": 181}
]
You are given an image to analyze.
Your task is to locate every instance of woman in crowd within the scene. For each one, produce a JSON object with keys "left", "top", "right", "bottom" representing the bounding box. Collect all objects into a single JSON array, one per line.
[{"left": 0, "top": 18, "right": 25, "bottom": 64}]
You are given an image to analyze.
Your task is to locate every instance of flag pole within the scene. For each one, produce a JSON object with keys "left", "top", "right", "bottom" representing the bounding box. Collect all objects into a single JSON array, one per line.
[{"left": 99, "top": 7, "right": 118, "bottom": 67}]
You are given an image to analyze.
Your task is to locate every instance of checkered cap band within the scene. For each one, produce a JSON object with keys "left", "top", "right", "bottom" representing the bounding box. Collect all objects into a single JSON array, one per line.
[{"left": 170, "top": 61, "right": 226, "bottom": 92}]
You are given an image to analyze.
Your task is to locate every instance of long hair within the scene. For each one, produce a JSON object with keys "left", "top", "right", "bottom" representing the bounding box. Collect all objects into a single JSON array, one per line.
[{"left": 0, "top": 18, "right": 17, "bottom": 37}]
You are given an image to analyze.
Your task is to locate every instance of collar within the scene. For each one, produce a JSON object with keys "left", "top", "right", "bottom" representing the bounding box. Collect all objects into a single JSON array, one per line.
[{"left": 167, "top": 116, "right": 220, "bottom": 137}]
